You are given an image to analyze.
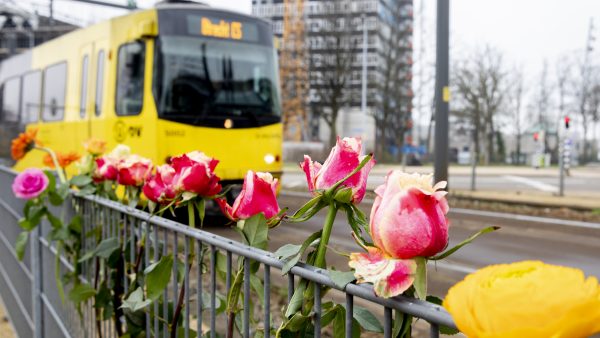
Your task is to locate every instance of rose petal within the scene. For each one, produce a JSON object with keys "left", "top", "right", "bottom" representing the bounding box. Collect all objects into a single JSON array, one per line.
[{"left": 349, "top": 247, "right": 417, "bottom": 298}]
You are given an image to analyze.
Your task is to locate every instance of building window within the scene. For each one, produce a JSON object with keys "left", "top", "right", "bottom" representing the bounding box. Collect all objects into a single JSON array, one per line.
[
  {"left": 42, "top": 62, "right": 67, "bottom": 121},
  {"left": 80, "top": 54, "right": 89, "bottom": 118},
  {"left": 116, "top": 41, "right": 145, "bottom": 116},
  {"left": 95, "top": 50, "right": 105, "bottom": 116},
  {"left": 21, "top": 71, "right": 41, "bottom": 124}
]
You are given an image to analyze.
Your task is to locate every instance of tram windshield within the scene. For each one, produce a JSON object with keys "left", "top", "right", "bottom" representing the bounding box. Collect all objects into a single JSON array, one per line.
[{"left": 153, "top": 35, "right": 282, "bottom": 128}]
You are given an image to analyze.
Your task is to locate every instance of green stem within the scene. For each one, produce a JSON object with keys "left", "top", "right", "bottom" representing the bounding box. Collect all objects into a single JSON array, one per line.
[
  {"left": 188, "top": 203, "right": 195, "bottom": 229},
  {"left": 313, "top": 202, "right": 338, "bottom": 269},
  {"left": 36, "top": 146, "right": 67, "bottom": 184}
]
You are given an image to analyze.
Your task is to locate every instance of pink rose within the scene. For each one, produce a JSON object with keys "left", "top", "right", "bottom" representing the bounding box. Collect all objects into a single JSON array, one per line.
[
  {"left": 93, "top": 156, "right": 119, "bottom": 182},
  {"left": 143, "top": 164, "right": 176, "bottom": 204},
  {"left": 349, "top": 171, "right": 449, "bottom": 298},
  {"left": 117, "top": 155, "right": 153, "bottom": 187},
  {"left": 301, "top": 136, "right": 375, "bottom": 203},
  {"left": 370, "top": 171, "right": 449, "bottom": 259},
  {"left": 12, "top": 168, "right": 49, "bottom": 200},
  {"left": 216, "top": 171, "right": 280, "bottom": 221},
  {"left": 171, "top": 151, "right": 221, "bottom": 197}
]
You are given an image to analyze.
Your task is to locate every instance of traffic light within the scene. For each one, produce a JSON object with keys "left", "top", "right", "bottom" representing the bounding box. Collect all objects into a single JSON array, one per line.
[
  {"left": 564, "top": 116, "right": 570, "bottom": 129},
  {"left": 533, "top": 132, "right": 539, "bottom": 141}
]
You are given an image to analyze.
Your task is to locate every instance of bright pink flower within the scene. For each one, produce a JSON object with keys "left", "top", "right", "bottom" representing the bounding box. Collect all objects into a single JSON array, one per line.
[
  {"left": 300, "top": 136, "right": 374, "bottom": 203},
  {"left": 370, "top": 171, "right": 449, "bottom": 259},
  {"left": 171, "top": 151, "right": 221, "bottom": 197},
  {"left": 12, "top": 168, "right": 49, "bottom": 200},
  {"left": 216, "top": 171, "right": 280, "bottom": 221},
  {"left": 142, "top": 164, "right": 176, "bottom": 204},
  {"left": 349, "top": 246, "right": 417, "bottom": 298},
  {"left": 117, "top": 155, "right": 153, "bottom": 187},
  {"left": 93, "top": 156, "right": 119, "bottom": 182}
]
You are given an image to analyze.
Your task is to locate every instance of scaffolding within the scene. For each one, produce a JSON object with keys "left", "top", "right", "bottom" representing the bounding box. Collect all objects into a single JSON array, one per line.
[{"left": 280, "top": 0, "right": 308, "bottom": 141}]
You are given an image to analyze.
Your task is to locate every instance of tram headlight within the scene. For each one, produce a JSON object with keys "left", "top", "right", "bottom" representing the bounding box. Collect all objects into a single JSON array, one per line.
[{"left": 264, "top": 154, "right": 275, "bottom": 164}]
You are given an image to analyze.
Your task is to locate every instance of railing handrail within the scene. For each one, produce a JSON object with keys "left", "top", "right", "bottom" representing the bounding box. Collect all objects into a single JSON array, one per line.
[{"left": 76, "top": 192, "right": 457, "bottom": 329}]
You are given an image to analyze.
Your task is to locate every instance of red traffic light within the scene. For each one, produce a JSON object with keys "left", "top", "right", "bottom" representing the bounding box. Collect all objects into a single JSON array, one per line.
[
  {"left": 533, "top": 132, "right": 539, "bottom": 141},
  {"left": 564, "top": 116, "right": 570, "bottom": 129}
]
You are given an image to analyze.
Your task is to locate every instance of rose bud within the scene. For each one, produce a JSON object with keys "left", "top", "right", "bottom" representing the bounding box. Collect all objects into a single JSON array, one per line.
[
  {"left": 216, "top": 171, "right": 280, "bottom": 221},
  {"left": 370, "top": 171, "right": 449, "bottom": 259},
  {"left": 301, "top": 136, "right": 374, "bottom": 204}
]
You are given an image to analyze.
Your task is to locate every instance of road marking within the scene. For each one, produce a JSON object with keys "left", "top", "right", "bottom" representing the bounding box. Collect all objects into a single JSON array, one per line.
[
  {"left": 502, "top": 175, "right": 558, "bottom": 193},
  {"left": 430, "top": 261, "right": 476, "bottom": 274}
]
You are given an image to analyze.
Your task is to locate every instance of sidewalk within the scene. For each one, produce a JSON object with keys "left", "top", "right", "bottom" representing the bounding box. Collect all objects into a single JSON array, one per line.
[{"left": 452, "top": 189, "right": 600, "bottom": 211}]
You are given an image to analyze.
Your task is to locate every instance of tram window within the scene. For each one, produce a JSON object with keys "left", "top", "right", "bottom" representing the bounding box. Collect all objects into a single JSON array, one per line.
[
  {"left": 116, "top": 41, "right": 145, "bottom": 116},
  {"left": 21, "top": 71, "right": 41, "bottom": 124},
  {"left": 80, "top": 55, "right": 89, "bottom": 118},
  {"left": 42, "top": 62, "right": 67, "bottom": 122},
  {"left": 95, "top": 50, "right": 105, "bottom": 116},
  {"left": 1, "top": 77, "right": 21, "bottom": 122}
]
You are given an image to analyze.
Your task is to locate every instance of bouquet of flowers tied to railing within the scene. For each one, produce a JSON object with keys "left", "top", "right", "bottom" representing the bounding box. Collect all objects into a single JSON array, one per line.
[
  {"left": 10, "top": 129, "right": 286, "bottom": 337},
  {"left": 13, "top": 131, "right": 516, "bottom": 337}
]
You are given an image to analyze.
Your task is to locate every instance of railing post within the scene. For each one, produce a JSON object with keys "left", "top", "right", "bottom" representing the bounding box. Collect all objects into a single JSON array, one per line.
[{"left": 32, "top": 225, "right": 44, "bottom": 338}]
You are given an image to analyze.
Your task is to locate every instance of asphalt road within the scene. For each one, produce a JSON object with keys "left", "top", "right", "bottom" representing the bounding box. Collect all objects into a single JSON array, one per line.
[
  {"left": 211, "top": 191, "right": 600, "bottom": 299},
  {"left": 281, "top": 171, "right": 600, "bottom": 194}
]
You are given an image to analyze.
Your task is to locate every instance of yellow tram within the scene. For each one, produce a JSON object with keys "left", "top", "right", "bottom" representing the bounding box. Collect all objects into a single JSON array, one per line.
[{"left": 0, "top": 2, "right": 283, "bottom": 185}]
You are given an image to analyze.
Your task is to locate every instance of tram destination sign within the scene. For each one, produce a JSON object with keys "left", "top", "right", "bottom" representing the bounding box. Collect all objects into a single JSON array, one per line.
[
  {"left": 159, "top": 10, "right": 272, "bottom": 46},
  {"left": 200, "top": 17, "right": 243, "bottom": 40}
]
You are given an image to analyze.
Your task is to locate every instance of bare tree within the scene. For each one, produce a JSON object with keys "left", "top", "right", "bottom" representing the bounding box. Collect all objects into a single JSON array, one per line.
[
  {"left": 508, "top": 67, "right": 525, "bottom": 164},
  {"left": 453, "top": 46, "right": 507, "bottom": 164},
  {"left": 571, "top": 56, "right": 597, "bottom": 163},
  {"left": 556, "top": 56, "right": 572, "bottom": 128},
  {"left": 309, "top": 0, "right": 354, "bottom": 149},
  {"left": 587, "top": 80, "right": 600, "bottom": 160},
  {"left": 529, "top": 60, "right": 556, "bottom": 159},
  {"left": 372, "top": 1, "right": 413, "bottom": 162}
]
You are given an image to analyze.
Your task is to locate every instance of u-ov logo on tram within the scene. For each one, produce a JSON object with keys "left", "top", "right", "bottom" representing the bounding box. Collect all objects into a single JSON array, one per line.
[{"left": 114, "top": 121, "right": 142, "bottom": 142}]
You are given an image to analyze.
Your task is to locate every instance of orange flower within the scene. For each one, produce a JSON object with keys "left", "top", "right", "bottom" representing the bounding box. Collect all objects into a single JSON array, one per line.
[
  {"left": 11, "top": 129, "right": 40, "bottom": 160},
  {"left": 43, "top": 152, "right": 81, "bottom": 168},
  {"left": 83, "top": 138, "right": 106, "bottom": 156}
]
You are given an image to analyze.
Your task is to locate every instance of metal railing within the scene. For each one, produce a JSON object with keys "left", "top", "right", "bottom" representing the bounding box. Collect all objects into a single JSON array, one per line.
[{"left": 0, "top": 166, "right": 457, "bottom": 337}]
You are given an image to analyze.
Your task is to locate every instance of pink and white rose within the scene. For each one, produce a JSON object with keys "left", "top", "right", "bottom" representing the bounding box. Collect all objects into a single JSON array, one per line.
[
  {"left": 370, "top": 171, "right": 449, "bottom": 259},
  {"left": 142, "top": 164, "right": 176, "bottom": 204},
  {"left": 117, "top": 155, "right": 153, "bottom": 187},
  {"left": 216, "top": 171, "right": 280, "bottom": 221},
  {"left": 12, "top": 168, "right": 49, "bottom": 200},
  {"left": 301, "top": 136, "right": 375, "bottom": 204},
  {"left": 349, "top": 171, "right": 449, "bottom": 298},
  {"left": 93, "top": 156, "right": 119, "bottom": 182},
  {"left": 171, "top": 151, "right": 221, "bottom": 197}
]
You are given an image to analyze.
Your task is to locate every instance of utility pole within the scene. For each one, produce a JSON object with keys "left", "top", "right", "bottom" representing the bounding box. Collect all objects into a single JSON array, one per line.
[{"left": 434, "top": 0, "right": 449, "bottom": 185}]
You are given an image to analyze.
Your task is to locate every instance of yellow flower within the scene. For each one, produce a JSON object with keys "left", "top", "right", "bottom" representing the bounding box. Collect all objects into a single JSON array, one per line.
[
  {"left": 443, "top": 261, "right": 600, "bottom": 338},
  {"left": 83, "top": 138, "right": 106, "bottom": 156}
]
